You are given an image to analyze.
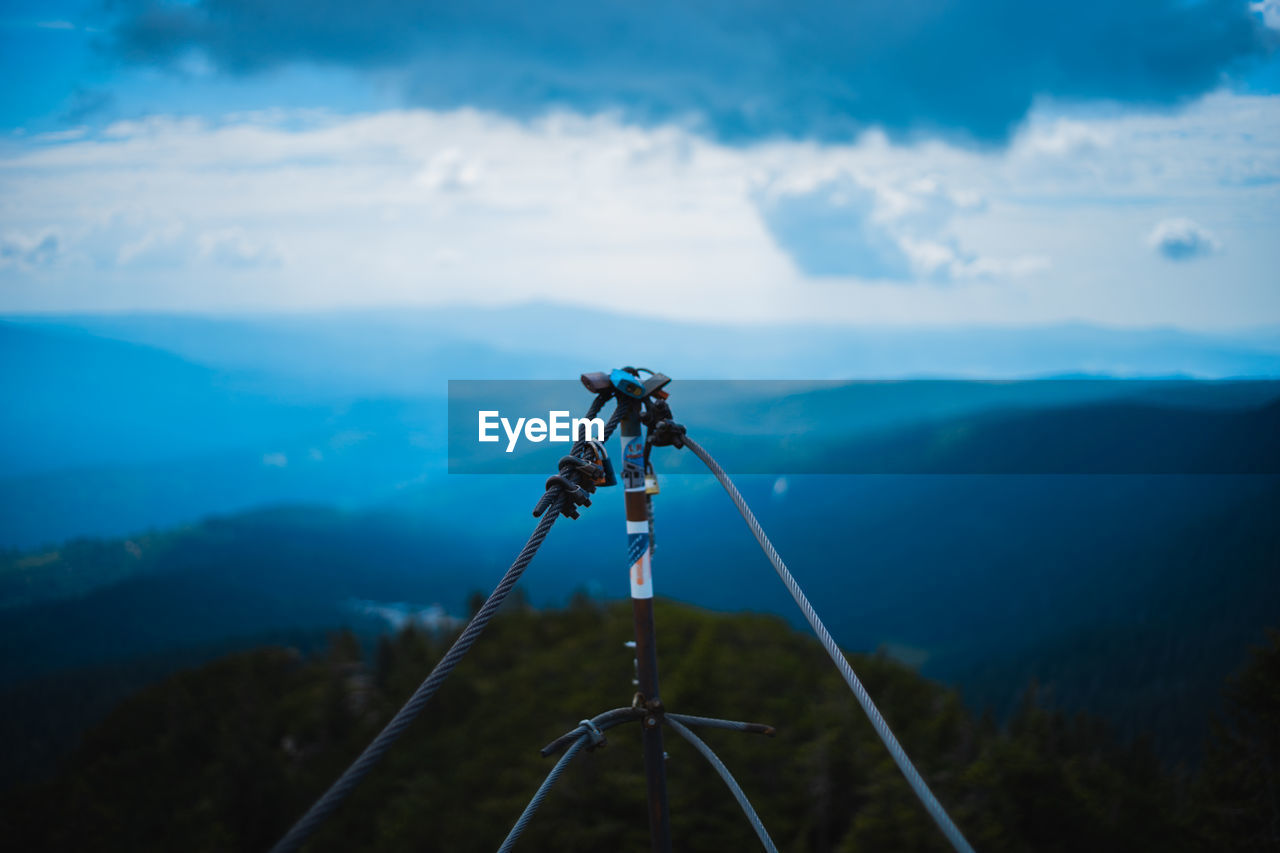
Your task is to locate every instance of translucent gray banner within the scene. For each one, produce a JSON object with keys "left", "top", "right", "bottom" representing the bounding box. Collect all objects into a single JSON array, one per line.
[{"left": 447, "top": 379, "right": 1280, "bottom": 475}]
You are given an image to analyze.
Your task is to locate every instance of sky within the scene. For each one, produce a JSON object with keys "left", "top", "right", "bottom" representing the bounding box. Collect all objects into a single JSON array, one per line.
[{"left": 1, "top": 0, "right": 1278, "bottom": 330}]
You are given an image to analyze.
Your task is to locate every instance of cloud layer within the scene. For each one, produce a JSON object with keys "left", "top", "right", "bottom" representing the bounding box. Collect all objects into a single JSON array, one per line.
[
  {"left": 1, "top": 94, "right": 1276, "bottom": 328},
  {"left": 104, "top": 0, "right": 1276, "bottom": 144}
]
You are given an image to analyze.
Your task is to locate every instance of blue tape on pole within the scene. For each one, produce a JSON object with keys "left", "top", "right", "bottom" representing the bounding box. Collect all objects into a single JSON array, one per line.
[{"left": 627, "top": 532, "right": 649, "bottom": 567}]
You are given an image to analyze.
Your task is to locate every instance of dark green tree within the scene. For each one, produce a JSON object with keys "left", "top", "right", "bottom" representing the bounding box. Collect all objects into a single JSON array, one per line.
[{"left": 1199, "top": 629, "right": 1280, "bottom": 851}]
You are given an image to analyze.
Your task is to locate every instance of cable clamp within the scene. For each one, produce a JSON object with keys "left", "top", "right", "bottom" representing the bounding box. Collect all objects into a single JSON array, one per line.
[
  {"left": 641, "top": 397, "right": 673, "bottom": 427},
  {"left": 555, "top": 454, "right": 603, "bottom": 487},
  {"left": 535, "top": 476, "right": 592, "bottom": 519},
  {"left": 577, "top": 719, "right": 607, "bottom": 751},
  {"left": 532, "top": 451, "right": 608, "bottom": 519},
  {"left": 650, "top": 419, "right": 687, "bottom": 449}
]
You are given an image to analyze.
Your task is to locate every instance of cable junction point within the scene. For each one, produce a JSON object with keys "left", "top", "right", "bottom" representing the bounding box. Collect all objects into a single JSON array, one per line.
[{"left": 270, "top": 369, "right": 977, "bottom": 853}]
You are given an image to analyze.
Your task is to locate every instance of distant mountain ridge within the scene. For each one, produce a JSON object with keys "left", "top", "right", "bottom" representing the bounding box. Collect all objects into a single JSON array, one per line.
[
  {"left": 2, "top": 310, "right": 1276, "bottom": 785},
  {"left": 4, "top": 312, "right": 1278, "bottom": 547},
  {"left": 7, "top": 307, "right": 1280, "bottom": 394}
]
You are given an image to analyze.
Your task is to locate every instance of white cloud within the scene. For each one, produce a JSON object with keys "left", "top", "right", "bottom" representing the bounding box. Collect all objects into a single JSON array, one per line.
[
  {"left": 115, "top": 221, "right": 280, "bottom": 268},
  {"left": 415, "top": 148, "right": 482, "bottom": 192},
  {"left": 753, "top": 173, "right": 914, "bottom": 279},
  {"left": 1252, "top": 1, "right": 1280, "bottom": 30},
  {"left": 0, "top": 96, "right": 1276, "bottom": 329},
  {"left": 1019, "top": 116, "right": 1113, "bottom": 160},
  {"left": 753, "top": 169, "right": 1041, "bottom": 283},
  {"left": 0, "top": 230, "right": 60, "bottom": 269},
  {"left": 117, "top": 222, "right": 186, "bottom": 266},
  {"left": 197, "top": 227, "right": 281, "bottom": 268},
  {"left": 31, "top": 127, "right": 88, "bottom": 143},
  {"left": 1148, "top": 218, "right": 1220, "bottom": 261}
]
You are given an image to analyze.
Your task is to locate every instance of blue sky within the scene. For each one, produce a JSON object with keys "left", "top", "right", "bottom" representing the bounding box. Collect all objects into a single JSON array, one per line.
[{"left": 1, "top": 0, "right": 1278, "bottom": 329}]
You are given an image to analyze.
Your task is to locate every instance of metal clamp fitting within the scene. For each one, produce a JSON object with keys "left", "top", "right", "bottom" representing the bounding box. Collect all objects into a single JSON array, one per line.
[{"left": 577, "top": 719, "right": 607, "bottom": 750}]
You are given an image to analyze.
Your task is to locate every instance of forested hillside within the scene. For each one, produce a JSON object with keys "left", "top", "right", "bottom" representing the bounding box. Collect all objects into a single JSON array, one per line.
[{"left": 3, "top": 600, "right": 1275, "bottom": 851}]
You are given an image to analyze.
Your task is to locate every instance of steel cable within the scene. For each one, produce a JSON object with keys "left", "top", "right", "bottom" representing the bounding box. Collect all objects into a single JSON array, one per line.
[
  {"left": 683, "top": 435, "right": 976, "bottom": 853},
  {"left": 270, "top": 398, "right": 622, "bottom": 853},
  {"left": 499, "top": 708, "right": 642, "bottom": 852},
  {"left": 664, "top": 716, "right": 778, "bottom": 853},
  {"left": 497, "top": 737, "right": 588, "bottom": 853}
]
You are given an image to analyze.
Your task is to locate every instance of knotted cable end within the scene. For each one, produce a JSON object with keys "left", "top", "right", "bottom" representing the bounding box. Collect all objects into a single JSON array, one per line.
[
  {"left": 532, "top": 455, "right": 603, "bottom": 519},
  {"left": 650, "top": 419, "right": 687, "bottom": 449},
  {"left": 577, "top": 719, "right": 607, "bottom": 751}
]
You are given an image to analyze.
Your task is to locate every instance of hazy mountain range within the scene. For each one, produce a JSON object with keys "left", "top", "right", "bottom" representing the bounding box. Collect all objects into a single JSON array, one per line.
[
  {"left": 4, "top": 309, "right": 1279, "bottom": 545},
  {"left": 1, "top": 309, "right": 1277, "bottom": 788}
]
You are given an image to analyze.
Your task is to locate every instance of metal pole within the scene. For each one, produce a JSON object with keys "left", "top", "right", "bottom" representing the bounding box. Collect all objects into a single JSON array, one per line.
[{"left": 620, "top": 404, "right": 672, "bottom": 853}]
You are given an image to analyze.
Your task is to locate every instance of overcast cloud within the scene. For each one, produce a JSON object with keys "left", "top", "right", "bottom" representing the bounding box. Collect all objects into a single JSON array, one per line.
[
  {"left": 0, "top": 1, "right": 1276, "bottom": 331},
  {"left": 103, "top": 0, "right": 1277, "bottom": 144},
  {"left": 1, "top": 94, "right": 1276, "bottom": 328}
]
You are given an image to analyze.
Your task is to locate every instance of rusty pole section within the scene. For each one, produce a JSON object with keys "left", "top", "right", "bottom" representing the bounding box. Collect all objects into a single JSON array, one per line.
[{"left": 619, "top": 404, "right": 672, "bottom": 853}]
